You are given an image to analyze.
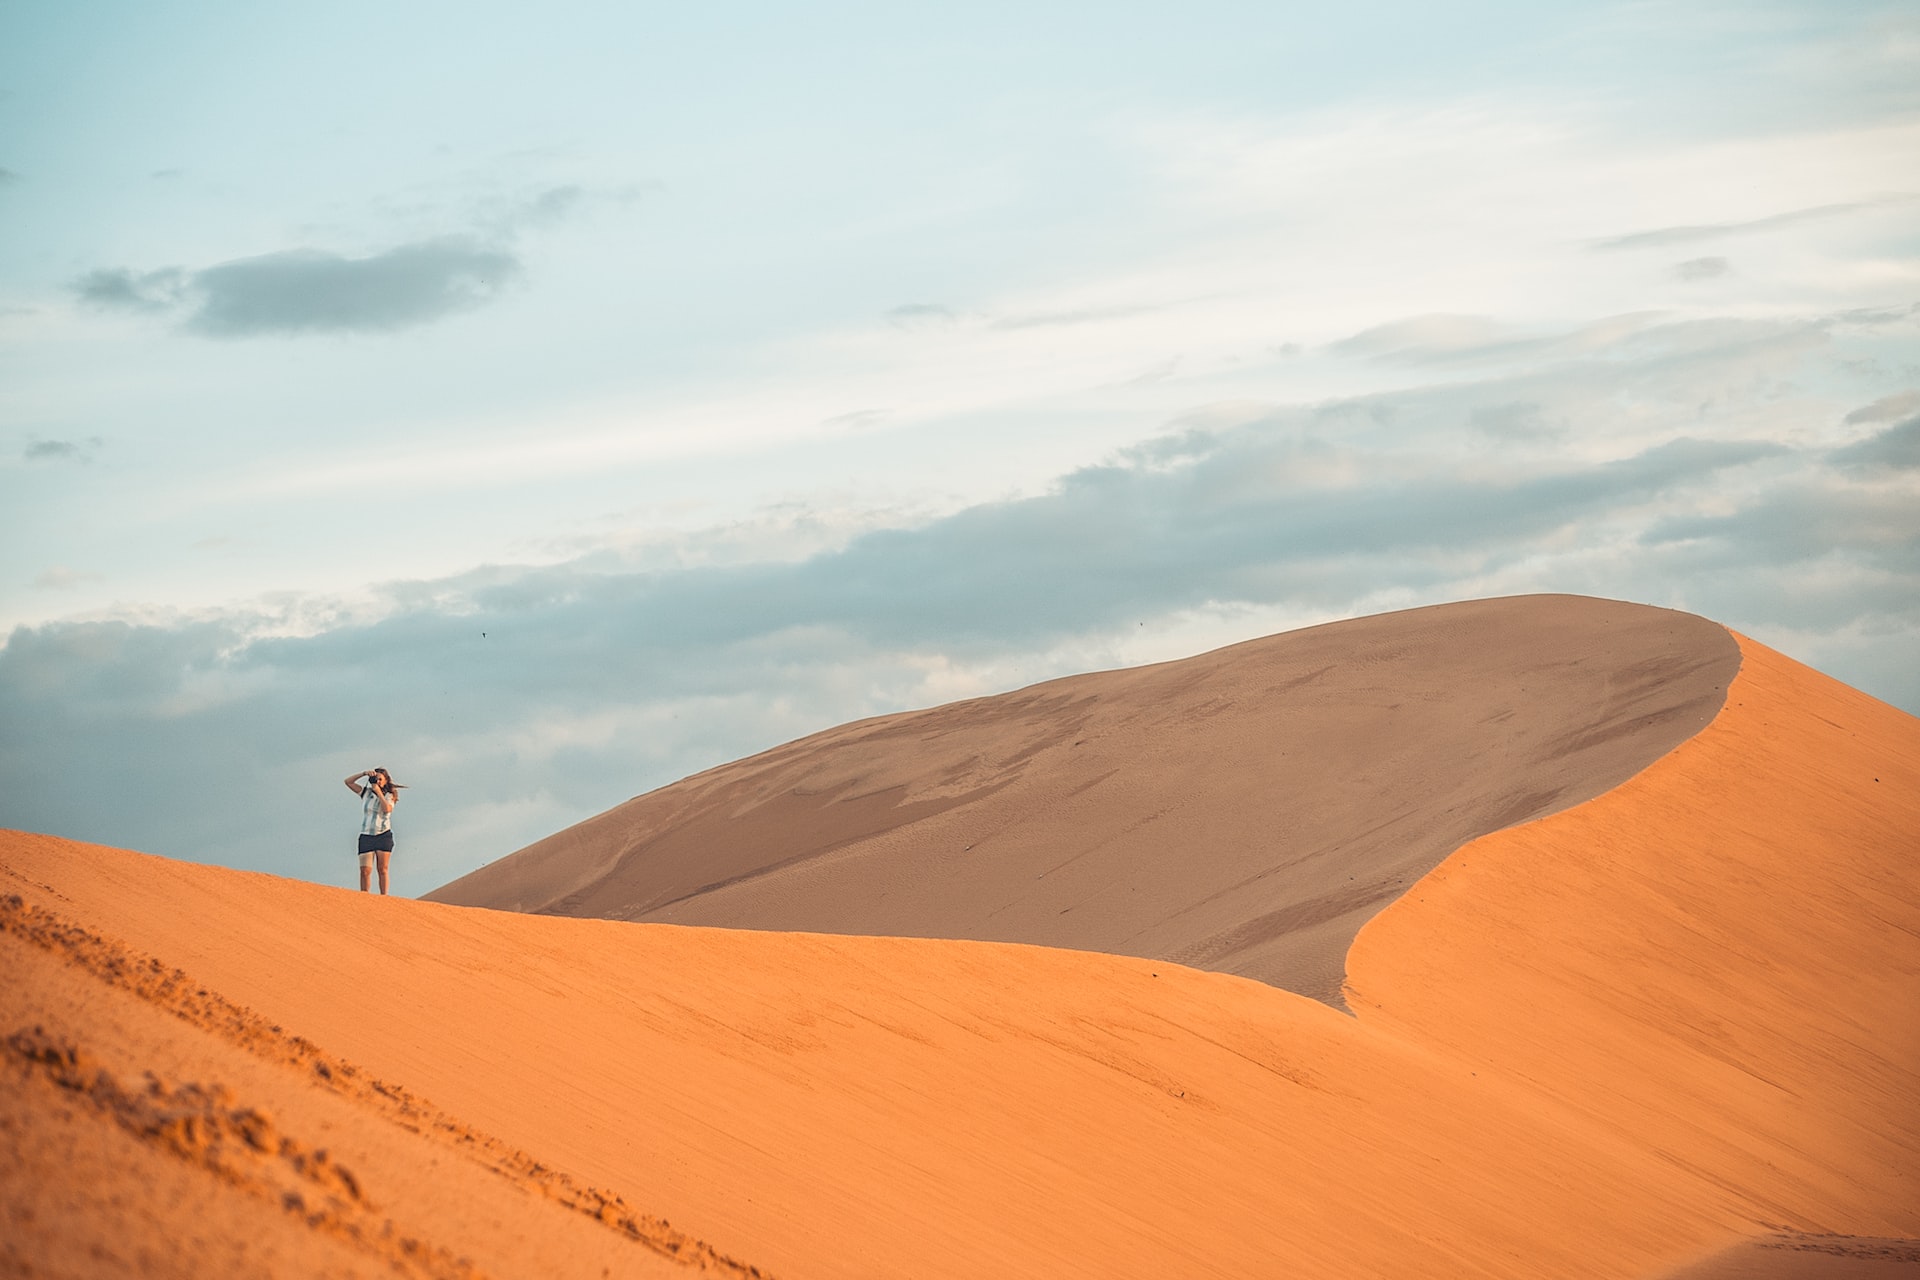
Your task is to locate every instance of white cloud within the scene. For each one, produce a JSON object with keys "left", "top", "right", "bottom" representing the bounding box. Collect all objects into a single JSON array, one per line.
[{"left": 5, "top": 300, "right": 1914, "bottom": 890}]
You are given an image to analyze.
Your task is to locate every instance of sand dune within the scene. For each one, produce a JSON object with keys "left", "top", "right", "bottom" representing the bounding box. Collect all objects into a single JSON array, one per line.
[
  {"left": 428, "top": 595, "right": 1740, "bottom": 1004},
  {"left": 5, "top": 602, "right": 1915, "bottom": 1278},
  {"left": 0, "top": 834, "right": 1741, "bottom": 1279},
  {"left": 1347, "top": 632, "right": 1920, "bottom": 1260}
]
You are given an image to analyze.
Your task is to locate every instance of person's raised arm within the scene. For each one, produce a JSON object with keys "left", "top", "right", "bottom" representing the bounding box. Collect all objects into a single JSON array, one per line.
[{"left": 344, "top": 769, "right": 370, "bottom": 796}]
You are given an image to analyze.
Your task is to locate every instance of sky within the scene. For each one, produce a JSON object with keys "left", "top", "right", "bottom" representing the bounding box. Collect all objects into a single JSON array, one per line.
[{"left": 2, "top": 0, "right": 1916, "bottom": 896}]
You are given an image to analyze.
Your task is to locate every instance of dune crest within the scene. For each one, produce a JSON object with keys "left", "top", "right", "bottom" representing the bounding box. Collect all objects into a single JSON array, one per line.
[
  {"left": 1349, "top": 632, "right": 1920, "bottom": 1260},
  {"left": 429, "top": 594, "right": 1739, "bottom": 1004}
]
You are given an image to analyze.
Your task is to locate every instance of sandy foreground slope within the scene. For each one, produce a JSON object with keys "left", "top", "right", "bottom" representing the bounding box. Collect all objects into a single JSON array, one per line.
[
  {"left": 0, "top": 895, "right": 760, "bottom": 1280},
  {"left": 428, "top": 595, "right": 1740, "bottom": 1004},
  {"left": 3, "top": 627, "right": 1916, "bottom": 1278}
]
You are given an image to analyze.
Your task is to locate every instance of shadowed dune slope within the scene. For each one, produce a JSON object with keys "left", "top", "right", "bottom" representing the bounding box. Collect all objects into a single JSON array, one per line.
[
  {"left": 428, "top": 594, "right": 1739, "bottom": 1003},
  {"left": 5, "top": 616, "right": 1914, "bottom": 1279}
]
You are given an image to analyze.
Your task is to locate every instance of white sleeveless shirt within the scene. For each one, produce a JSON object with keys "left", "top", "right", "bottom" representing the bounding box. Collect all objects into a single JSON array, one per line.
[{"left": 361, "top": 785, "right": 395, "bottom": 836}]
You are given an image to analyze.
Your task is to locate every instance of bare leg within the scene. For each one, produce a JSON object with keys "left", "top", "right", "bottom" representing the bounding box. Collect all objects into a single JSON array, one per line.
[
  {"left": 360, "top": 859, "right": 372, "bottom": 892},
  {"left": 376, "top": 848, "right": 392, "bottom": 895}
]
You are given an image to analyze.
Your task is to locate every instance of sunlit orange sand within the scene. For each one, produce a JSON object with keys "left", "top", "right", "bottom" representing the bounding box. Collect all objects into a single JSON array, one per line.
[{"left": 4, "top": 600, "right": 1916, "bottom": 1278}]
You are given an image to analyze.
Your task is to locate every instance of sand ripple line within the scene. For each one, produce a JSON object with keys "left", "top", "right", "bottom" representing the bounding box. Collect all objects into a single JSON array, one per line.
[
  {"left": 1750, "top": 1232, "right": 1920, "bottom": 1262},
  {"left": 0, "top": 888, "right": 772, "bottom": 1279},
  {"left": 5, "top": 1024, "right": 484, "bottom": 1280}
]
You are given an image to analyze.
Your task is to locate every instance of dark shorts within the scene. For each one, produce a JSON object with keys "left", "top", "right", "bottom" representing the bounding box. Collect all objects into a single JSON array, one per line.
[{"left": 357, "top": 831, "right": 395, "bottom": 855}]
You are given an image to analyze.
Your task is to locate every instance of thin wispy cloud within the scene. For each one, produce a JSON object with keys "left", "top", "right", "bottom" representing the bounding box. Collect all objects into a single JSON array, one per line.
[
  {"left": 1124, "top": 357, "right": 1180, "bottom": 386},
  {"left": 23, "top": 437, "right": 103, "bottom": 463},
  {"left": 32, "top": 567, "right": 104, "bottom": 590},
  {"left": 1468, "top": 402, "right": 1562, "bottom": 441},
  {"left": 1673, "top": 256, "right": 1730, "bottom": 281},
  {"left": 1329, "top": 313, "right": 1670, "bottom": 366},
  {"left": 1844, "top": 391, "right": 1920, "bottom": 424},
  {"left": 506, "top": 183, "right": 583, "bottom": 229},
  {"left": 819, "top": 409, "right": 888, "bottom": 431},
  {"left": 990, "top": 303, "right": 1165, "bottom": 331},
  {"left": 1593, "top": 198, "right": 1907, "bottom": 251},
  {"left": 887, "top": 304, "right": 957, "bottom": 329},
  {"left": 74, "top": 267, "right": 187, "bottom": 313},
  {"left": 475, "top": 181, "right": 650, "bottom": 238},
  {"left": 1332, "top": 314, "right": 1506, "bottom": 362}
]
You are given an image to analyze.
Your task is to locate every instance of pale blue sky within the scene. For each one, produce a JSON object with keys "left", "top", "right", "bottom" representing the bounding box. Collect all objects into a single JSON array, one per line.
[{"left": 3, "top": 1, "right": 1916, "bottom": 893}]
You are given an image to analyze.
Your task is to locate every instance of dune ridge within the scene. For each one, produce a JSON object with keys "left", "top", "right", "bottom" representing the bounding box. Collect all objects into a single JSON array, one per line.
[
  {"left": 429, "top": 594, "right": 1741, "bottom": 1005},
  {"left": 5, "top": 607, "right": 1915, "bottom": 1278},
  {"left": 1346, "top": 632, "right": 1920, "bottom": 1264}
]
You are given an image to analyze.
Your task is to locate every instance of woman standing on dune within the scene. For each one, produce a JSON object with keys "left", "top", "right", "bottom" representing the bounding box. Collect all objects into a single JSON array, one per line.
[{"left": 344, "top": 767, "right": 403, "bottom": 894}]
